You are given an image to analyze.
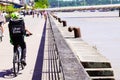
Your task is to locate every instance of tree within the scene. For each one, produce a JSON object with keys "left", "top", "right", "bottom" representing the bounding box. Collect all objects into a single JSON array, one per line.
[
  {"left": 0, "top": 5, "right": 18, "bottom": 13},
  {"left": 34, "top": 0, "right": 49, "bottom": 8}
]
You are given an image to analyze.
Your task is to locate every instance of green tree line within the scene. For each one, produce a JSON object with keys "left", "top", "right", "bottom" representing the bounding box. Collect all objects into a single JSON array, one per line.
[{"left": 34, "top": 0, "right": 49, "bottom": 8}]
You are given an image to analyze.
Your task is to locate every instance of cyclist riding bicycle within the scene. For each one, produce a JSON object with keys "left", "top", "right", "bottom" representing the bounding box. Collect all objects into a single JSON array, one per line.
[{"left": 8, "top": 12, "right": 32, "bottom": 66}]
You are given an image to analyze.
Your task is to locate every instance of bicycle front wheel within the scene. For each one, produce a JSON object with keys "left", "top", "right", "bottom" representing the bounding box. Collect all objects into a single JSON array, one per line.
[{"left": 13, "top": 52, "right": 20, "bottom": 77}]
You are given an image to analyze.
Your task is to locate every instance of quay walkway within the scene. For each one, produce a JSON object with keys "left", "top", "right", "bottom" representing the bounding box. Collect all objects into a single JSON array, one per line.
[
  {"left": 0, "top": 13, "right": 115, "bottom": 80},
  {"left": 49, "top": 13, "right": 115, "bottom": 80}
]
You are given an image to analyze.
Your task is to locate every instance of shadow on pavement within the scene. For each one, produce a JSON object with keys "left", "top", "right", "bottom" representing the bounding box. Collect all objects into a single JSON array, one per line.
[
  {"left": 0, "top": 68, "right": 15, "bottom": 79},
  {"left": 32, "top": 20, "right": 46, "bottom": 80}
]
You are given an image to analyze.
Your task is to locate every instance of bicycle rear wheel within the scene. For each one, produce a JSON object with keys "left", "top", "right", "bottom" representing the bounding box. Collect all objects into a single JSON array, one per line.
[{"left": 13, "top": 51, "right": 20, "bottom": 77}]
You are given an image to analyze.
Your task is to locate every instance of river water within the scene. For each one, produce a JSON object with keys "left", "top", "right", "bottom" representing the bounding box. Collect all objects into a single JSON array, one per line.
[{"left": 55, "top": 11, "right": 120, "bottom": 80}]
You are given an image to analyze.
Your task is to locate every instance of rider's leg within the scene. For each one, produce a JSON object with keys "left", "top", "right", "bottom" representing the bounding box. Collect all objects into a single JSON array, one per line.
[
  {"left": 21, "top": 42, "right": 26, "bottom": 59},
  {"left": 13, "top": 44, "right": 17, "bottom": 53},
  {"left": 20, "top": 41, "right": 27, "bottom": 66}
]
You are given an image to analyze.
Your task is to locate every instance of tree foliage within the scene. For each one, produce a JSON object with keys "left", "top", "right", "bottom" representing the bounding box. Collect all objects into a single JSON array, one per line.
[
  {"left": 0, "top": 5, "right": 18, "bottom": 13},
  {"left": 34, "top": 0, "right": 49, "bottom": 8}
]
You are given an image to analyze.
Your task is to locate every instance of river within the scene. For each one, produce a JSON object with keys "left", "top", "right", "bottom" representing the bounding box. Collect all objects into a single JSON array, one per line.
[{"left": 55, "top": 11, "right": 120, "bottom": 80}]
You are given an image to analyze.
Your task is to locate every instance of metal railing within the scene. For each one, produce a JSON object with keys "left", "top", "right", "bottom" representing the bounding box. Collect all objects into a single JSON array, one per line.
[
  {"left": 47, "top": 25, "right": 62, "bottom": 80},
  {"left": 47, "top": 13, "right": 90, "bottom": 80}
]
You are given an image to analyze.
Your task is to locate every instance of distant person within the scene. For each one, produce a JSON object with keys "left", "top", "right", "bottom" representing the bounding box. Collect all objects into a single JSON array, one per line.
[
  {"left": 0, "top": 11, "right": 6, "bottom": 37},
  {"left": 43, "top": 11, "right": 47, "bottom": 20},
  {"left": 32, "top": 10, "right": 35, "bottom": 18},
  {"left": 37, "top": 11, "right": 39, "bottom": 18},
  {"left": 8, "top": 12, "right": 32, "bottom": 66},
  {"left": 23, "top": 10, "right": 26, "bottom": 17}
]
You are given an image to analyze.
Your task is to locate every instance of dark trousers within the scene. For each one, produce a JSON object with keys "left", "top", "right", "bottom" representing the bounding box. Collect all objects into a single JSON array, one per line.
[{"left": 12, "top": 36, "right": 26, "bottom": 60}]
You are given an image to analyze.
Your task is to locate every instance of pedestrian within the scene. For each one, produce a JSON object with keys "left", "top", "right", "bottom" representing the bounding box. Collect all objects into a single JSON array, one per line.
[
  {"left": 23, "top": 10, "right": 26, "bottom": 17},
  {"left": 32, "top": 10, "right": 35, "bottom": 18},
  {"left": 43, "top": 10, "right": 47, "bottom": 20},
  {"left": 37, "top": 11, "right": 39, "bottom": 18},
  {"left": 0, "top": 11, "right": 6, "bottom": 37}
]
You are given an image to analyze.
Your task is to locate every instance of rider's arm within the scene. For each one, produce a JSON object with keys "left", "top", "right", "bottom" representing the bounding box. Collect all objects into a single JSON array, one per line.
[{"left": 25, "top": 28, "right": 32, "bottom": 35}]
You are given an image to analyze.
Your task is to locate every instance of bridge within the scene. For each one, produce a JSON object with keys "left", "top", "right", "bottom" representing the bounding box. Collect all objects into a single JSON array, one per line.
[
  {"left": 0, "top": 0, "right": 23, "bottom": 8},
  {"left": 46, "top": 4, "right": 120, "bottom": 17}
]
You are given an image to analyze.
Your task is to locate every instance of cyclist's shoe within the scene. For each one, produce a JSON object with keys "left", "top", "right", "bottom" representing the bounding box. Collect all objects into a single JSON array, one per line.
[{"left": 21, "top": 59, "right": 27, "bottom": 66}]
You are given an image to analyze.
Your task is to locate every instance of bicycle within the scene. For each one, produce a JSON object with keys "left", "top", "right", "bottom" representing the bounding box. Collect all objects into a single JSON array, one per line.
[{"left": 13, "top": 33, "right": 32, "bottom": 77}]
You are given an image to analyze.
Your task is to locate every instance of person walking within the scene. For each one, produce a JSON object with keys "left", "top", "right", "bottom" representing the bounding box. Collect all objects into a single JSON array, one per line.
[
  {"left": 0, "top": 11, "right": 6, "bottom": 36},
  {"left": 43, "top": 10, "right": 47, "bottom": 20}
]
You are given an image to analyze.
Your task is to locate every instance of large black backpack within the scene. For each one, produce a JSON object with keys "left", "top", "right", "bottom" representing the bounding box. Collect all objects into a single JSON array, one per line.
[{"left": 8, "top": 19, "right": 25, "bottom": 36}]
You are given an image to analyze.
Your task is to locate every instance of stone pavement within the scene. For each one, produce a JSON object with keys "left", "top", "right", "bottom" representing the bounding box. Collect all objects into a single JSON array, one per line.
[{"left": 0, "top": 15, "right": 45, "bottom": 80}]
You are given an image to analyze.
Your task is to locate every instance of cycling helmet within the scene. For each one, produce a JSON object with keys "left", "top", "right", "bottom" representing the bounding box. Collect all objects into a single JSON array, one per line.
[{"left": 11, "top": 12, "right": 20, "bottom": 19}]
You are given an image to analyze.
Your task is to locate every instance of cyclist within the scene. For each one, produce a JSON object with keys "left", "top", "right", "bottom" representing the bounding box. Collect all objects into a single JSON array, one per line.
[{"left": 8, "top": 12, "right": 32, "bottom": 66}]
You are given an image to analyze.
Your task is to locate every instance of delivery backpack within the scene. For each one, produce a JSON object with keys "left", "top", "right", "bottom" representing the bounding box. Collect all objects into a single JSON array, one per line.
[{"left": 9, "top": 19, "right": 25, "bottom": 36}]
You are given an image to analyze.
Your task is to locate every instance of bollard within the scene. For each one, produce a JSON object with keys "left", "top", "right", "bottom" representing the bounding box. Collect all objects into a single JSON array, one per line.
[
  {"left": 62, "top": 20, "right": 67, "bottom": 27},
  {"left": 73, "top": 27, "right": 81, "bottom": 38},
  {"left": 58, "top": 18, "right": 61, "bottom": 23},
  {"left": 54, "top": 16, "right": 57, "bottom": 19},
  {"left": 68, "top": 27, "right": 73, "bottom": 32},
  {"left": 53, "top": 16, "right": 57, "bottom": 19},
  {"left": 68, "top": 27, "right": 81, "bottom": 38}
]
